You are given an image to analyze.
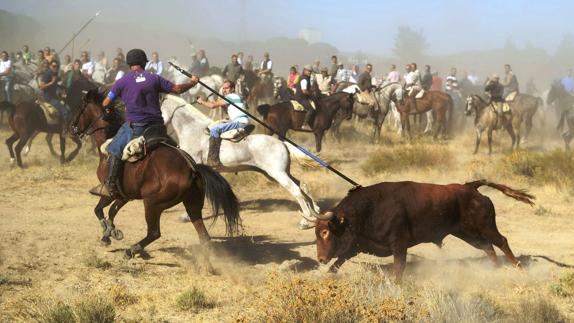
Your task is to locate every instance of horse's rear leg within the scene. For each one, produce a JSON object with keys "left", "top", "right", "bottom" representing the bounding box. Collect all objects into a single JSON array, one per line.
[
  {"left": 45, "top": 133, "right": 58, "bottom": 157},
  {"left": 563, "top": 129, "right": 573, "bottom": 151},
  {"left": 59, "top": 133, "right": 66, "bottom": 164},
  {"left": 14, "top": 135, "right": 30, "bottom": 168},
  {"left": 94, "top": 196, "right": 114, "bottom": 246},
  {"left": 23, "top": 131, "right": 39, "bottom": 156},
  {"left": 474, "top": 128, "right": 482, "bottom": 154},
  {"left": 125, "top": 201, "right": 163, "bottom": 258},
  {"left": 183, "top": 183, "right": 216, "bottom": 272},
  {"left": 6, "top": 133, "right": 19, "bottom": 164}
]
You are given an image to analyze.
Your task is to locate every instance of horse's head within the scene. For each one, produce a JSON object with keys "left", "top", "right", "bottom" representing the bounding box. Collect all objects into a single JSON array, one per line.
[
  {"left": 465, "top": 95, "right": 483, "bottom": 116},
  {"left": 69, "top": 89, "right": 113, "bottom": 138},
  {"left": 342, "top": 92, "right": 355, "bottom": 120}
]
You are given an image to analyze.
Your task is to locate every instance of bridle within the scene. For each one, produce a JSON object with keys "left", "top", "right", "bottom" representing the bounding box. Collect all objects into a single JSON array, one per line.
[{"left": 70, "top": 99, "right": 107, "bottom": 139}]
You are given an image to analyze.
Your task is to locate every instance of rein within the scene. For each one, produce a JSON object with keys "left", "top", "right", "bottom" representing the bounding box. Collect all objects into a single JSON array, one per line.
[{"left": 164, "top": 104, "right": 187, "bottom": 125}]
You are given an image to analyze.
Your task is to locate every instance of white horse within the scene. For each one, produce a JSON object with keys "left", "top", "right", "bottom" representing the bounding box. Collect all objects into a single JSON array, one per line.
[{"left": 161, "top": 95, "right": 321, "bottom": 229}]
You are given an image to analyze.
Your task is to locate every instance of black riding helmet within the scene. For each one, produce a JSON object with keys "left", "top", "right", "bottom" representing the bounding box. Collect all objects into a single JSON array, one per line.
[{"left": 126, "top": 49, "right": 148, "bottom": 67}]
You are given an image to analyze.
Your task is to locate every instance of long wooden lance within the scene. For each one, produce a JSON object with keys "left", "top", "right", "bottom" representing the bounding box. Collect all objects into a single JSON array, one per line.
[
  {"left": 58, "top": 11, "right": 101, "bottom": 55},
  {"left": 169, "top": 62, "right": 361, "bottom": 188}
]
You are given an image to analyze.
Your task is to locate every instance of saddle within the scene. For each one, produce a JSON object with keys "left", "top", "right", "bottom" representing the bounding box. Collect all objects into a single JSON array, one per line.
[
  {"left": 290, "top": 100, "right": 316, "bottom": 111},
  {"left": 505, "top": 91, "right": 518, "bottom": 102},
  {"left": 101, "top": 125, "right": 178, "bottom": 162},
  {"left": 36, "top": 100, "right": 60, "bottom": 125},
  {"left": 205, "top": 121, "right": 255, "bottom": 142}
]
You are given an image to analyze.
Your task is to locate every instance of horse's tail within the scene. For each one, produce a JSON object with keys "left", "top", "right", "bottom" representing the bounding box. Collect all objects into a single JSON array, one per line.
[
  {"left": 193, "top": 164, "right": 241, "bottom": 236},
  {"left": 284, "top": 141, "right": 320, "bottom": 168},
  {"left": 557, "top": 109, "right": 569, "bottom": 131},
  {"left": 257, "top": 104, "right": 271, "bottom": 118},
  {"left": 465, "top": 179, "right": 535, "bottom": 206}
]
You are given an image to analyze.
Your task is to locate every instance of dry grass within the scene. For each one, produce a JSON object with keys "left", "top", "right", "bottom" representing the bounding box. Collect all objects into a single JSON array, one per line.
[
  {"left": 175, "top": 287, "right": 214, "bottom": 312},
  {"left": 361, "top": 143, "right": 452, "bottom": 175},
  {"left": 83, "top": 250, "right": 112, "bottom": 270},
  {"left": 550, "top": 271, "right": 574, "bottom": 297}
]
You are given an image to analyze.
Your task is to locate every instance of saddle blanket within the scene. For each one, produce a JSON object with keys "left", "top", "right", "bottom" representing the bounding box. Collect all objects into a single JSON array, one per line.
[
  {"left": 206, "top": 120, "right": 255, "bottom": 142},
  {"left": 36, "top": 100, "right": 60, "bottom": 125},
  {"left": 505, "top": 91, "right": 518, "bottom": 102},
  {"left": 101, "top": 137, "right": 146, "bottom": 163},
  {"left": 290, "top": 100, "right": 316, "bottom": 111},
  {"left": 490, "top": 102, "right": 511, "bottom": 113},
  {"left": 415, "top": 89, "right": 425, "bottom": 99}
]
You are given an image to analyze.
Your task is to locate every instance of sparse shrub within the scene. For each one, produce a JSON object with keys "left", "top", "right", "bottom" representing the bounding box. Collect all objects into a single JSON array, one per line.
[
  {"left": 534, "top": 205, "right": 554, "bottom": 217},
  {"left": 75, "top": 295, "right": 116, "bottom": 323},
  {"left": 361, "top": 143, "right": 452, "bottom": 175},
  {"left": 550, "top": 272, "right": 574, "bottom": 297},
  {"left": 507, "top": 296, "right": 565, "bottom": 323},
  {"left": 499, "top": 150, "right": 574, "bottom": 192},
  {"left": 83, "top": 250, "right": 112, "bottom": 270},
  {"left": 176, "top": 287, "right": 213, "bottom": 311},
  {"left": 423, "top": 288, "right": 503, "bottom": 323},
  {"left": 11, "top": 297, "right": 75, "bottom": 323},
  {"left": 108, "top": 284, "right": 138, "bottom": 307}
]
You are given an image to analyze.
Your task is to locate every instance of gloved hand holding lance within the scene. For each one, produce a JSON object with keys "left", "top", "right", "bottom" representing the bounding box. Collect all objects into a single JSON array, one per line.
[{"left": 169, "top": 62, "right": 361, "bottom": 189}]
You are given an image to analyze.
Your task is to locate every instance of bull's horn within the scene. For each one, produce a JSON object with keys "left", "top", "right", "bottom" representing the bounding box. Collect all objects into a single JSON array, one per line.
[{"left": 316, "top": 211, "right": 334, "bottom": 220}]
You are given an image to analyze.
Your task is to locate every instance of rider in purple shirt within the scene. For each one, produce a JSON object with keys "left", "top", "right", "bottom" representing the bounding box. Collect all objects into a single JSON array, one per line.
[{"left": 102, "top": 48, "right": 199, "bottom": 199}]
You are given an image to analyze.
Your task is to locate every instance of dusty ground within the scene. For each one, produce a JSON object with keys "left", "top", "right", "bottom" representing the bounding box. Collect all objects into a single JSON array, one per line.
[{"left": 0, "top": 119, "right": 573, "bottom": 322}]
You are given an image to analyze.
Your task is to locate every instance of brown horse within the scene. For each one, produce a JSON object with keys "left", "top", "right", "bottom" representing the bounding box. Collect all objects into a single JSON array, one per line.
[
  {"left": 256, "top": 91, "right": 355, "bottom": 152},
  {"left": 4, "top": 100, "right": 82, "bottom": 168},
  {"left": 395, "top": 90, "right": 453, "bottom": 139},
  {"left": 70, "top": 89, "right": 241, "bottom": 259},
  {"left": 509, "top": 93, "right": 541, "bottom": 141},
  {"left": 465, "top": 95, "right": 523, "bottom": 154},
  {"left": 243, "top": 70, "right": 274, "bottom": 108}
]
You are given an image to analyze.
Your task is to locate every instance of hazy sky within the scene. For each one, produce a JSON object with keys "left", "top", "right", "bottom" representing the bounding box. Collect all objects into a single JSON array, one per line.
[{"left": 2, "top": 0, "right": 572, "bottom": 54}]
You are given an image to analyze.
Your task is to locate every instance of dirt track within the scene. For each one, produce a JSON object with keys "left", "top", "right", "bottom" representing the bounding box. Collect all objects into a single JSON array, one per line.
[{"left": 1, "top": 123, "right": 573, "bottom": 322}]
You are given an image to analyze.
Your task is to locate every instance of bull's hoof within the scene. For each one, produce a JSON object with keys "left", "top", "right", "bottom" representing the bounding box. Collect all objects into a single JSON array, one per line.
[
  {"left": 110, "top": 229, "right": 124, "bottom": 241},
  {"left": 327, "top": 265, "right": 339, "bottom": 273},
  {"left": 100, "top": 236, "right": 111, "bottom": 246}
]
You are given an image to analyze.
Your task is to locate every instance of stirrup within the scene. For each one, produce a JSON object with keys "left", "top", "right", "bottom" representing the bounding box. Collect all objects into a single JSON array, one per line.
[{"left": 89, "top": 183, "right": 111, "bottom": 197}]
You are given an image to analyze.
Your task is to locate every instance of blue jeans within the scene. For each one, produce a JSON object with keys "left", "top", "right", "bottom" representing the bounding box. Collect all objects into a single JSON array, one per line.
[
  {"left": 106, "top": 122, "right": 150, "bottom": 158},
  {"left": 210, "top": 121, "right": 248, "bottom": 138},
  {"left": 1, "top": 76, "right": 13, "bottom": 103},
  {"left": 48, "top": 98, "right": 69, "bottom": 122}
]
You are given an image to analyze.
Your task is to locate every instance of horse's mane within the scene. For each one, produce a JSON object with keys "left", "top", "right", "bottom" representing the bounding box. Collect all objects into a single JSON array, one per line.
[
  {"left": 85, "top": 88, "right": 105, "bottom": 104},
  {"left": 165, "top": 94, "right": 213, "bottom": 123}
]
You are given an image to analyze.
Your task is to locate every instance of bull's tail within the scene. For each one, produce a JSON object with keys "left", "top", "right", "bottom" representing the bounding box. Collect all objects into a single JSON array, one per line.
[
  {"left": 257, "top": 104, "right": 271, "bottom": 118},
  {"left": 466, "top": 179, "right": 535, "bottom": 206}
]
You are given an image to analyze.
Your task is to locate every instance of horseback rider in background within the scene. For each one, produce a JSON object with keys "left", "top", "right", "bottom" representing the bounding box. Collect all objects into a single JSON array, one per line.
[
  {"left": 502, "top": 64, "right": 519, "bottom": 98},
  {"left": 39, "top": 60, "right": 69, "bottom": 124},
  {"left": 484, "top": 74, "right": 506, "bottom": 129},
  {"left": 298, "top": 65, "right": 318, "bottom": 131},
  {"left": 405, "top": 63, "right": 422, "bottom": 110},
  {"left": 101, "top": 49, "right": 199, "bottom": 199},
  {"left": 357, "top": 63, "right": 376, "bottom": 109}
]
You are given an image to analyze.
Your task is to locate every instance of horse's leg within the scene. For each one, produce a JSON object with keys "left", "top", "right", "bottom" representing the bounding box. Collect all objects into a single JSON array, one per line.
[
  {"left": 23, "top": 131, "right": 39, "bottom": 156},
  {"left": 270, "top": 169, "right": 316, "bottom": 222},
  {"left": 314, "top": 130, "right": 324, "bottom": 153},
  {"left": 487, "top": 129, "right": 493, "bottom": 155},
  {"left": 58, "top": 132, "right": 66, "bottom": 164},
  {"left": 474, "top": 128, "right": 482, "bottom": 154},
  {"left": 45, "top": 133, "right": 58, "bottom": 157},
  {"left": 183, "top": 182, "right": 216, "bottom": 272},
  {"left": 14, "top": 134, "right": 30, "bottom": 168},
  {"left": 103, "top": 199, "right": 128, "bottom": 243},
  {"left": 65, "top": 135, "right": 83, "bottom": 163},
  {"left": 6, "top": 133, "right": 19, "bottom": 164},
  {"left": 94, "top": 196, "right": 115, "bottom": 246},
  {"left": 504, "top": 123, "right": 516, "bottom": 151},
  {"left": 125, "top": 200, "right": 163, "bottom": 258}
]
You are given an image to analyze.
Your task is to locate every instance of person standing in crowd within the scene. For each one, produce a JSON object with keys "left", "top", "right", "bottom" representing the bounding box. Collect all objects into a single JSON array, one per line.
[
  {"left": 237, "top": 52, "right": 244, "bottom": 66},
  {"left": 105, "top": 58, "right": 125, "bottom": 86},
  {"left": 287, "top": 66, "right": 300, "bottom": 90},
  {"left": 317, "top": 67, "right": 333, "bottom": 95},
  {"left": 145, "top": 51, "right": 163, "bottom": 75},
  {"left": 258, "top": 52, "right": 273, "bottom": 79},
  {"left": 80, "top": 51, "right": 94, "bottom": 79},
  {"left": 431, "top": 71, "right": 443, "bottom": 91},
  {"left": 189, "top": 52, "right": 201, "bottom": 76},
  {"left": 384, "top": 64, "right": 400, "bottom": 84},
  {"left": 0, "top": 51, "right": 14, "bottom": 103},
  {"left": 64, "top": 59, "right": 83, "bottom": 90},
  {"left": 61, "top": 55, "right": 73, "bottom": 74},
  {"left": 312, "top": 59, "right": 321, "bottom": 74},
  {"left": 198, "top": 49, "right": 209, "bottom": 76},
  {"left": 502, "top": 64, "right": 519, "bottom": 97},
  {"left": 244, "top": 55, "right": 254, "bottom": 71},
  {"left": 22, "top": 45, "right": 32, "bottom": 65},
  {"left": 329, "top": 55, "right": 338, "bottom": 78},
  {"left": 421, "top": 65, "right": 432, "bottom": 90},
  {"left": 222, "top": 54, "right": 244, "bottom": 83},
  {"left": 560, "top": 69, "right": 574, "bottom": 93}
]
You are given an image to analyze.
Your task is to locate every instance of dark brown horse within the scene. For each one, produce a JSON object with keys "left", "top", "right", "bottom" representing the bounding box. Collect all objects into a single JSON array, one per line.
[
  {"left": 70, "top": 89, "right": 241, "bottom": 259},
  {"left": 256, "top": 91, "right": 354, "bottom": 152},
  {"left": 243, "top": 70, "right": 274, "bottom": 108},
  {"left": 396, "top": 90, "right": 453, "bottom": 139}
]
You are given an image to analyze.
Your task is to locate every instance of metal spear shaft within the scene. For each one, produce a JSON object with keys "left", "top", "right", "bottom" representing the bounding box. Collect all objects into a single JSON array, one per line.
[
  {"left": 169, "top": 62, "right": 360, "bottom": 188},
  {"left": 58, "top": 11, "right": 101, "bottom": 55}
]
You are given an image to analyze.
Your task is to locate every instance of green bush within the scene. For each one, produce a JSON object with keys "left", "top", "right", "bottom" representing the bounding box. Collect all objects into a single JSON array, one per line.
[{"left": 176, "top": 287, "right": 213, "bottom": 311}]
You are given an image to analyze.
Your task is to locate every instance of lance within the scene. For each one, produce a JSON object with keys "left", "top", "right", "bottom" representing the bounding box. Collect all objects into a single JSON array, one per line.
[
  {"left": 58, "top": 11, "right": 101, "bottom": 55},
  {"left": 169, "top": 62, "right": 361, "bottom": 188}
]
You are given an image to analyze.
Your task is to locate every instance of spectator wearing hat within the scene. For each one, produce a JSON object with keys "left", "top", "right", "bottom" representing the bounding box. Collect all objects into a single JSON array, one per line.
[
  {"left": 297, "top": 65, "right": 317, "bottom": 131},
  {"left": 287, "top": 66, "right": 300, "bottom": 90}
]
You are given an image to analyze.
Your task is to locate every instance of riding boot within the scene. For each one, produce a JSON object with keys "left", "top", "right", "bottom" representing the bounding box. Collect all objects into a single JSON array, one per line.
[
  {"left": 207, "top": 137, "right": 222, "bottom": 167},
  {"left": 105, "top": 155, "right": 124, "bottom": 199},
  {"left": 301, "top": 109, "right": 316, "bottom": 131}
]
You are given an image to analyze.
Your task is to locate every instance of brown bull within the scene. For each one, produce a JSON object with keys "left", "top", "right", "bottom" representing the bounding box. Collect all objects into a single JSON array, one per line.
[{"left": 315, "top": 180, "right": 534, "bottom": 280}]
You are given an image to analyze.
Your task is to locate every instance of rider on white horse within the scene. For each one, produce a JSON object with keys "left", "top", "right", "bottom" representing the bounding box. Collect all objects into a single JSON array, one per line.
[{"left": 197, "top": 79, "right": 250, "bottom": 167}]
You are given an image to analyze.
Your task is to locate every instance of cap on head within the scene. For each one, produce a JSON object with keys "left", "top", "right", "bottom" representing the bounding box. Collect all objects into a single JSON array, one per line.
[{"left": 126, "top": 49, "right": 148, "bottom": 67}]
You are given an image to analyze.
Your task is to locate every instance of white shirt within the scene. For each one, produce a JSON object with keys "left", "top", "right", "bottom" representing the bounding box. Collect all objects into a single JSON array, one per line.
[
  {"left": 81, "top": 61, "right": 94, "bottom": 75},
  {"left": 0, "top": 60, "right": 12, "bottom": 75},
  {"left": 225, "top": 93, "right": 249, "bottom": 124},
  {"left": 300, "top": 78, "right": 309, "bottom": 90},
  {"left": 145, "top": 61, "right": 163, "bottom": 75},
  {"left": 260, "top": 60, "right": 273, "bottom": 70},
  {"left": 115, "top": 70, "right": 125, "bottom": 81},
  {"left": 386, "top": 70, "right": 400, "bottom": 83}
]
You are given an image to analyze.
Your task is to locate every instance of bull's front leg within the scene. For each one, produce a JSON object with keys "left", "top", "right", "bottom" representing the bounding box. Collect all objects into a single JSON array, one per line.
[{"left": 393, "top": 247, "right": 408, "bottom": 281}]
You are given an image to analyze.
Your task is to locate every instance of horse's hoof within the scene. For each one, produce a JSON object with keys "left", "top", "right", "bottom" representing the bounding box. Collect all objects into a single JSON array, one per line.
[
  {"left": 100, "top": 236, "right": 111, "bottom": 246},
  {"left": 110, "top": 229, "right": 124, "bottom": 241},
  {"left": 124, "top": 249, "right": 135, "bottom": 259}
]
